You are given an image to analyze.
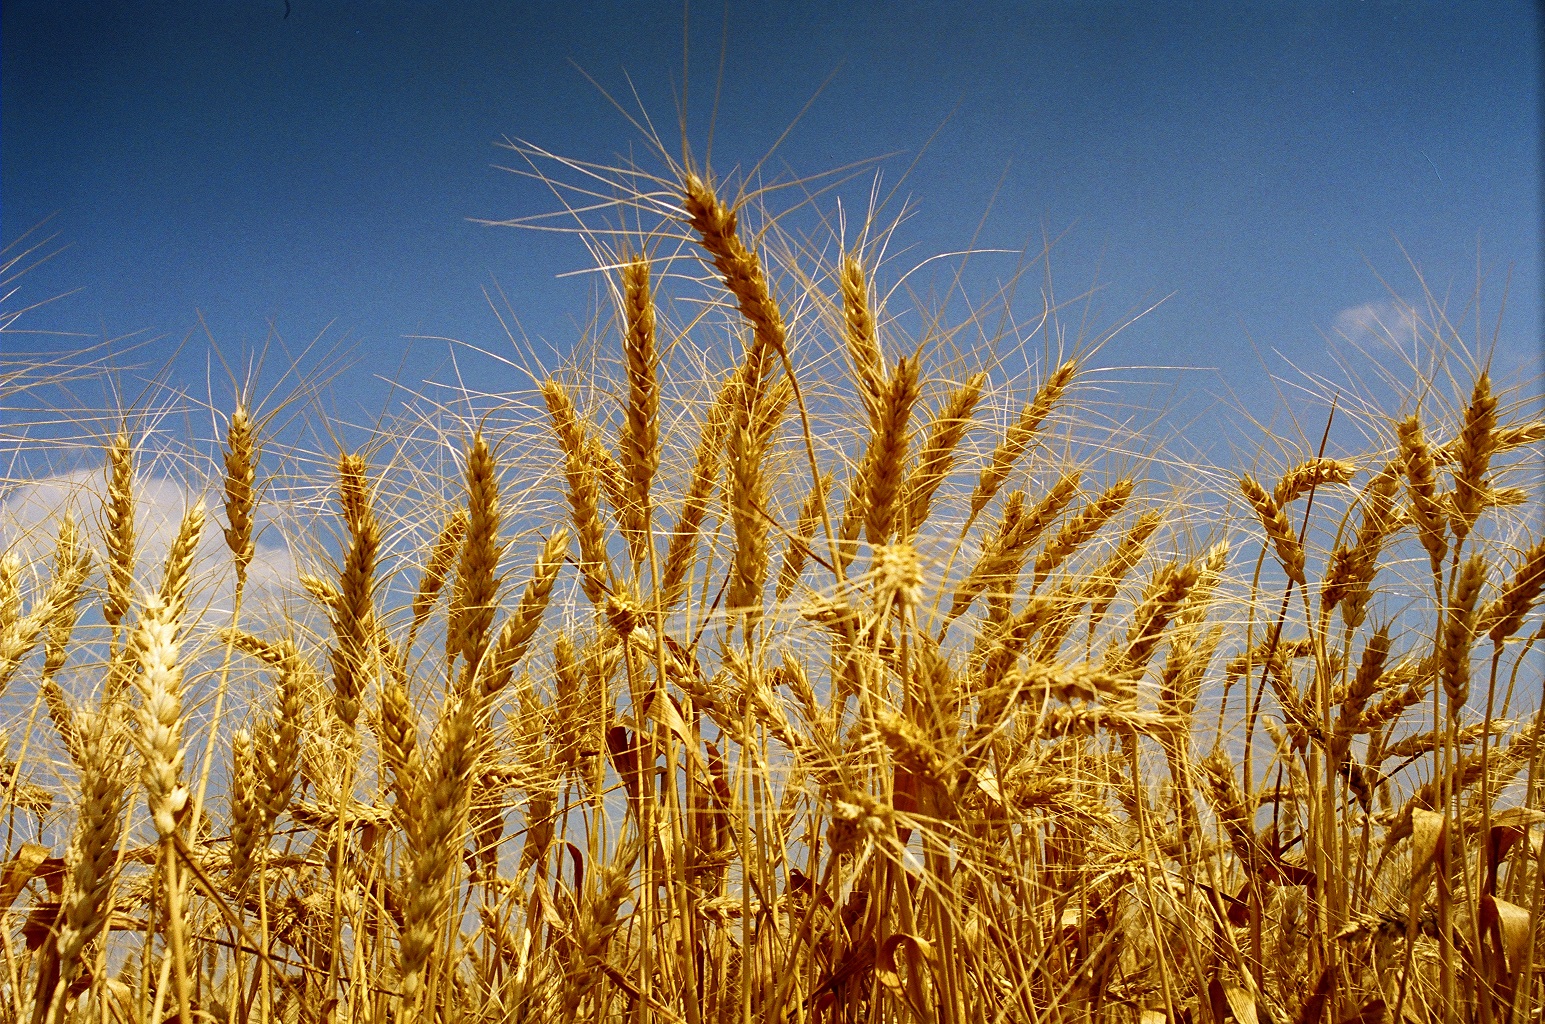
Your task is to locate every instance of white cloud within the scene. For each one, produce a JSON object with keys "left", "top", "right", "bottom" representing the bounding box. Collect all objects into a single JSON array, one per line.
[{"left": 1331, "top": 300, "right": 1422, "bottom": 345}]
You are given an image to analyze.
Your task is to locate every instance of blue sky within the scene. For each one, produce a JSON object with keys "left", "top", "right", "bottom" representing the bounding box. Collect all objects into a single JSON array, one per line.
[{"left": 3, "top": 1, "right": 1540, "bottom": 453}]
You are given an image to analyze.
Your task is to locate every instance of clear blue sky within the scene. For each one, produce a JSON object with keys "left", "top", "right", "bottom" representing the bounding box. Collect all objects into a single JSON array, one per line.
[{"left": 3, "top": 1, "right": 1539, "bottom": 447}]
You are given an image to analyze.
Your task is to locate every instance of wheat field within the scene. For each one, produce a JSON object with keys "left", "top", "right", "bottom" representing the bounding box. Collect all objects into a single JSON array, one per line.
[{"left": 0, "top": 148, "right": 1541, "bottom": 1024}]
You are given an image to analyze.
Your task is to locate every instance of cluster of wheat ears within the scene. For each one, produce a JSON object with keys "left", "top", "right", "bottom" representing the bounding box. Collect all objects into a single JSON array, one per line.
[{"left": 0, "top": 152, "right": 1541, "bottom": 1024}]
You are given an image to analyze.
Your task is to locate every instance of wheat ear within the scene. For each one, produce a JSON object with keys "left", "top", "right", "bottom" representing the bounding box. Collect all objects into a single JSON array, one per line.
[
  {"left": 449, "top": 434, "right": 502, "bottom": 673},
  {"left": 619, "top": 257, "right": 660, "bottom": 570},
  {"left": 1440, "top": 554, "right": 1485, "bottom": 712},
  {"left": 477, "top": 527, "right": 569, "bottom": 704},
  {"left": 541, "top": 379, "right": 610, "bottom": 605},
  {"left": 681, "top": 172, "right": 786, "bottom": 393},
  {"left": 329, "top": 452, "right": 379, "bottom": 732},
  {"left": 661, "top": 372, "right": 735, "bottom": 609},
  {"left": 1476, "top": 536, "right": 1545, "bottom": 644},
  {"left": 905, "top": 371, "right": 987, "bottom": 537},
  {"left": 221, "top": 404, "right": 258, "bottom": 589},
  {"left": 102, "top": 430, "right": 135, "bottom": 632},
  {"left": 840, "top": 254, "right": 885, "bottom": 426},
  {"left": 968, "top": 359, "right": 1076, "bottom": 522},
  {"left": 1450, "top": 373, "right": 1498, "bottom": 546},
  {"left": 44, "top": 709, "right": 128, "bottom": 1023},
  {"left": 1238, "top": 474, "right": 1305, "bottom": 585},
  {"left": 1398, "top": 414, "right": 1448, "bottom": 573},
  {"left": 406, "top": 508, "right": 467, "bottom": 658}
]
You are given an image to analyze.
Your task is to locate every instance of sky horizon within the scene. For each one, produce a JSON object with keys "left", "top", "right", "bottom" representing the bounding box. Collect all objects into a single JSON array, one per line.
[{"left": 3, "top": 2, "right": 1541, "bottom": 465}]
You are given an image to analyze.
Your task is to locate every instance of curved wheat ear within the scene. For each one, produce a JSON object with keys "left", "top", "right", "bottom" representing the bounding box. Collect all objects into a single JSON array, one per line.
[
  {"left": 131, "top": 592, "right": 189, "bottom": 838},
  {"left": 1238, "top": 475, "right": 1305, "bottom": 586},
  {"left": 1271, "top": 456, "right": 1355, "bottom": 507},
  {"left": 1440, "top": 554, "right": 1485, "bottom": 711},
  {"left": 1033, "top": 478, "right": 1135, "bottom": 586},
  {"left": 840, "top": 254, "right": 885, "bottom": 426},
  {"left": 948, "top": 472, "right": 1081, "bottom": 623},
  {"left": 449, "top": 434, "right": 502, "bottom": 673},
  {"left": 158, "top": 502, "right": 206, "bottom": 627},
  {"left": 1104, "top": 559, "right": 1202, "bottom": 681},
  {"left": 541, "top": 379, "right": 610, "bottom": 605},
  {"left": 1449, "top": 373, "right": 1497, "bottom": 545},
  {"left": 221, "top": 404, "right": 258, "bottom": 588},
  {"left": 329, "top": 452, "right": 379, "bottom": 732},
  {"left": 3, "top": 520, "right": 99, "bottom": 697},
  {"left": 47, "top": 709, "right": 128, "bottom": 1018},
  {"left": 1397, "top": 414, "right": 1448, "bottom": 572},
  {"left": 1476, "top": 536, "right": 1545, "bottom": 644},
  {"left": 406, "top": 507, "right": 467, "bottom": 657},
  {"left": 619, "top": 257, "right": 659, "bottom": 571},
  {"left": 968, "top": 359, "right": 1076, "bottom": 523},
  {"left": 1082, "top": 511, "right": 1164, "bottom": 637},
  {"left": 863, "top": 355, "right": 922, "bottom": 546},
  {"left": 682, "top": 173, "right": 786, "bottom": 395},
  {"left": 477, "top": 527, "right": 569, "bottom": 705},
  {"left": 905, "top": 371, "right": 986, "bottom": 537},
  {"left": 102, "top": 430, "right": 136, "bottom": 630},
  {"left": 661, "top": 373, "right": 734, "bottom": 610},
  {"left": 1322, "top": 462, "right": 1400, "bottom": 630}
]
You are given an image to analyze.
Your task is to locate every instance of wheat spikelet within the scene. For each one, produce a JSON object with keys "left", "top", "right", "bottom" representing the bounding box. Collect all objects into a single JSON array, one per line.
[
  {"left": 968, "top": 359, "right": 1076, "bottom": 521},
  {"left": 619, "top": 257, "right": 659, "bottom": 569},
  {"left": 329, "top": 452, "right": 379, "bottom": 731},
  {"left": 840, "top": 254, "right": 885, "bottom": 426},
  {"left": 297, "top": 571, "right": 341, "bottom": 613},
  {"left": 1476, "top": 535, "right": 1545, "bottom": 644},
  {"left": 541, "top": 378, "right": 610, "bottom": 605},
  {"left": 904, "top": 371, "right": 986, "bottom": 537},
  {"left": 1033, "top": 478, "right": 1134, "bottom": 586},
  {"left": 221, "top": 404, "right": 258, "bottom": 588},
  {"left": 863, "top": 354, "right": 922, "bottom": 546},
  {"left": 681, "top": 172, "right": 785, "bottom": 393},
  {"left": 1239, "top": 474, "right": 1305, "bottom": 585},
  {"left": 1449, "top": 373, "right": 1498, "bottom": 545},
  {"left": 449, "top": 434, "right": 502, "bottom": 672},
  {"left": 0, "top": 553, "right": 17, "bottom": 636},
  {"left": 1440, "top": 553, "right": 1485, "bottom": 711},
  {"left": 101, "top": 430, "right": 136, "bottom": 631},
  {"left": 1398, "top": 414, "right": 1448, "bottom": 572}
]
